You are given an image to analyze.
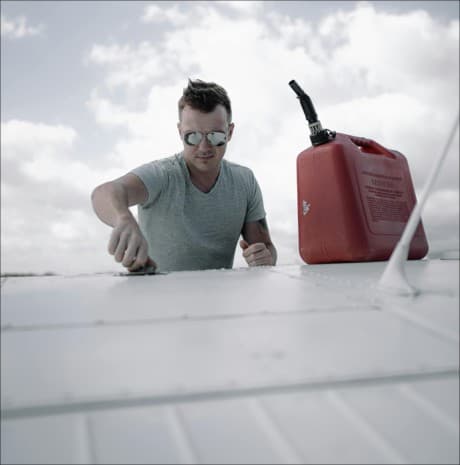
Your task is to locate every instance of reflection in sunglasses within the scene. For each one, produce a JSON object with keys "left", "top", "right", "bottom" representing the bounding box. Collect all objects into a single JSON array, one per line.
[{"left": 184, "top": 131, "right": 227, "bottom": 147}]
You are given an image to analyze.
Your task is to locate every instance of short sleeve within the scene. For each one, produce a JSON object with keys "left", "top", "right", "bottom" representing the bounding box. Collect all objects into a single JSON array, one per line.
[
  {"left": 245, "top": 171, "right": 266, "bottom": 223},
  {"left": 130, "top": 161, "right": 165, "bottom": 208}
]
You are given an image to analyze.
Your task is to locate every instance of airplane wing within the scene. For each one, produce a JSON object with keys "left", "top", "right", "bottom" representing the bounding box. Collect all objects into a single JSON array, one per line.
[{"left": 1, "top": 259, "right": 459, "bottom": 464}]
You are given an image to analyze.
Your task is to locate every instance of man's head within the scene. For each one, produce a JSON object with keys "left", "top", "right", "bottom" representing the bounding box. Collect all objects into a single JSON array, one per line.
[
  {"left": 178, "top": 78, "right": 232, "bottom": 123},
  {"left": 177, "top": 79, "right": 235, "bottom": 177}
]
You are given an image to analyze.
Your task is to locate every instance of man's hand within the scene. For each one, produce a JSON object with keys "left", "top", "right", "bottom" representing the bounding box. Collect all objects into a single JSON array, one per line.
[
  {"left": 239, "top": 239, "right": 274, "bottom": 267},
  {"left": 108, "top": 215, "right": 157, "bottom": 272}
]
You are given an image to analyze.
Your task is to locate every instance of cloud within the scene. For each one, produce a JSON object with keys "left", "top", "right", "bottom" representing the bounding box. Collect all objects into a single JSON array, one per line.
[
  {"left": 87, "top": 40, "right": 199, "bottom": 91},
  {"left": 141, "top": 3, "right": 189, "bottom": 27},
  {"left": 141, "top": 1, "right": 263, "bottom": 27},
  {"left": 216, "top": 1, "right": 264, "bottom": 15},
  {"left": 1, "top": 13, "right": 44, "bottom": 39},
  {"left": 86, "top": 87, "right": 183, "bottom": 170},
  {"left": 1, "top": 119, "right": 123, "bottom": 190},
  {"left": 422, "top": 188, "right": 460, "bottom": 255},
  {"left": 1, "top": 120, "right": 123, "bottom": 273},
  {"left": 317, "top": 3, "right": 459, "bottom": 107},
  {"left": 2, "top": 120, "right": 76, "bottom": 161}
]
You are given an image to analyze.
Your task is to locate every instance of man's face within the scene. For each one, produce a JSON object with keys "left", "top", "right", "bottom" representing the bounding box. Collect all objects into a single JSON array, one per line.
[{"left": 177, "top": 104, "right": 234, "bottom": 176}]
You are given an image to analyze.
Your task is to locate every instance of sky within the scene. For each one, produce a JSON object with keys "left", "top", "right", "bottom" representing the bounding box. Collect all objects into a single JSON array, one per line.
[{"left": 1, "top": 0, "right": 459, "bottom": 274}]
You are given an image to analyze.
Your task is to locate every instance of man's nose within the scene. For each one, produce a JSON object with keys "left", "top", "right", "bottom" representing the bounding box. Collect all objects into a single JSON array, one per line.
[{"left": 198, "top": 135, "right": 212, "bottom": 149}]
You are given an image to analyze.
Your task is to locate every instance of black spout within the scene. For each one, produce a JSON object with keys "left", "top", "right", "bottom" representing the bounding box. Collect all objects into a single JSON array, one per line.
[
  {"left": 289, "top": 79, "right": 336, "bottom": 146},
  {"left": 288, "top": 80, "right": 318, "bottom": 124}
]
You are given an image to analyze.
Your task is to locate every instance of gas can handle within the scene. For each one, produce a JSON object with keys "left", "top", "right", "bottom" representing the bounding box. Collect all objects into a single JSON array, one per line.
[{"left": 348, "top": 135, "right": 396, "bottom": 159}]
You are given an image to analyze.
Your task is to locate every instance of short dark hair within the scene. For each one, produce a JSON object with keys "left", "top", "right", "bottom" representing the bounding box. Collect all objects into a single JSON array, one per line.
[{"left": 178, "top": 79, "right": 232, "bottom": 122}]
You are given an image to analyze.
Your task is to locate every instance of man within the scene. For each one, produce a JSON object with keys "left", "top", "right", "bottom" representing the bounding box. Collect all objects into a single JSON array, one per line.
[{"left": 91, "top": 79, "right": 277, "bottom": 272}]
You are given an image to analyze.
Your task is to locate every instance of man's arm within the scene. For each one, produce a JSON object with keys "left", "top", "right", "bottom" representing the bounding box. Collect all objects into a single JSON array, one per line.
[
  {"left": 91, "top": 174, "right": 156, "bottom": 271},
  {"left": 91, "top": 173, "right": 147, "bottom": 226},
  {"left": 239, "top": 218, "right": 277, "bottom": 266}
]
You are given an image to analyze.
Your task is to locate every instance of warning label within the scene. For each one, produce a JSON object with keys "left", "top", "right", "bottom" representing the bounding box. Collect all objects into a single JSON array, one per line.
[
  {"left": 358, "top": 167, "right": 411, "bottom": 235},
  {"left": 367, "top": 197, "right": 410, "bottom": 223}
]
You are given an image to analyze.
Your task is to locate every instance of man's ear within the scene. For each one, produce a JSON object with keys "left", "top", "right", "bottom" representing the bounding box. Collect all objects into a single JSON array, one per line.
[
  {"left": 177, "top": 122, "right": 181, "bottom": 136},
  {"left": 227, "top": 122, "right": 235, "bottom": 141}
]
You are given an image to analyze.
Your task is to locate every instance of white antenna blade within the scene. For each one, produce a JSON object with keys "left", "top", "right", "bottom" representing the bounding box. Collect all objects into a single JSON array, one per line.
[{"left": 378, "top": 112, "right": 459, "bottom": 295}]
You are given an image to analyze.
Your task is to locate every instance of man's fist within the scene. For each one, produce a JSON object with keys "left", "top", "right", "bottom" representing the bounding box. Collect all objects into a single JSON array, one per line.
[
  {"left": 239, "top": 240, "right": 273, "bottom": 267},
  {"left": 108, "top": 216, "right": 157, "bottom": 272}
]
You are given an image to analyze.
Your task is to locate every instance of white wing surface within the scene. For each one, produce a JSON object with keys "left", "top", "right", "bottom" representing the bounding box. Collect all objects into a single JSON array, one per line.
[{"left": 1, "top": 260, "right": 459, "bottom": 464}]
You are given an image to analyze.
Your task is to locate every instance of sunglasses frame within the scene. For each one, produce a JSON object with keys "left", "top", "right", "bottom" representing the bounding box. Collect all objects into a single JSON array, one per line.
[{"left": 183, "top": 130, "right": 227, "bottom": 147}]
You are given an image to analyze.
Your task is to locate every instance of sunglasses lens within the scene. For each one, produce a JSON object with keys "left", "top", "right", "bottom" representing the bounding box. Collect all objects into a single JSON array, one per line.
[
  {"left": 207, "top": 132, "right": 227, "bottom": 146},
  {"left": 184, "top": 131, "right": 227, "bottom": 146},
  {"left": 184, "top": 132, "right": 203, "bottom": 146}
]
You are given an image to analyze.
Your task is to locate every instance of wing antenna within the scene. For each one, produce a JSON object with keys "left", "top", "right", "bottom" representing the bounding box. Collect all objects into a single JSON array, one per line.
[{"left": 378, "top": 111, "right": 459, "bottom": 295}]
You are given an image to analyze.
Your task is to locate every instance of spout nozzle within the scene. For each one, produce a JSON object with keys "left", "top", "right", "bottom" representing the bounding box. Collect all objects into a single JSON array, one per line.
[
  {"left": 288, "top": 79, "right": 318, "bottom": 124},
  {"left": 289, "top": 79, "right": 336, "bottom": 146},
  {"left": 288, "top": 80, "right": 305, "bottom": 98}
]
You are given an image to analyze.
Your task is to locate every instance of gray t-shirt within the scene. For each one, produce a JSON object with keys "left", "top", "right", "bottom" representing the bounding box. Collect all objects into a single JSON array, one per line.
[{"left": 131, "top": 153, "right": 266, "bottom": 272}]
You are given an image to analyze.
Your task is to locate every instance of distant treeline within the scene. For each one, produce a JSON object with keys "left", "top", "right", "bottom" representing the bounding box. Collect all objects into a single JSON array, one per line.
[{"left": 1, "top": 272, "right": 57, "bottom": 277}]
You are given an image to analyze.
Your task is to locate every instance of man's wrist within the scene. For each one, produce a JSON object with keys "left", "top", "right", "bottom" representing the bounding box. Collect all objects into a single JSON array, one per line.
[
  {"left": 116, "top": 210, "right": 135, "bottom": 224},
  {"left": 268, "top": 244, "right": 277, "bottom": 265}
]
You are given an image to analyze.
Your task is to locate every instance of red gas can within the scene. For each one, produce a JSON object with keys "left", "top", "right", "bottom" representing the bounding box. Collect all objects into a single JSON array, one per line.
[{"left": 290, "top": 80, "right": 429, "bottom": 264}]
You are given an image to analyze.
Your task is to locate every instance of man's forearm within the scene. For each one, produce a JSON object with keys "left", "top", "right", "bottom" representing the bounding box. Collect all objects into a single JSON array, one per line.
[{"left": 91, "top": 182, "right": 134, "bottom": 227}]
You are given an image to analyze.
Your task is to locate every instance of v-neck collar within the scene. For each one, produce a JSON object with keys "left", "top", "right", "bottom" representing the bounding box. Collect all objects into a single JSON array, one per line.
[{"left": 180, "top": 153, "right": 223, "bottom": 195}]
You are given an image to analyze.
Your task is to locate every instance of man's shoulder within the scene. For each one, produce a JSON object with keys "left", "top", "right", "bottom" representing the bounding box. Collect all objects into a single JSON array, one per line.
[
  {"left": 150, "top": 153, "right": 183, "bottom": 170},
  {"left": 223, "top": 159, "right": 255, "bottom": 179},
  {"left": 132, "top": 153, "right": 184, "bottom": 177}
]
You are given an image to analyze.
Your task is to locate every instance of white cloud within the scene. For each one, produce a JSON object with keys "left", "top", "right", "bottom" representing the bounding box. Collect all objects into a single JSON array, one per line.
[
  {"left": 423, "top": 188, "right": 460, "bottom": 255},
  {"left": 89, "top": 43, "right": 134, "bottom": 65},
  {"left": 141, "top": 3, "right": 189, "bottom": 27},
  {"left": 141, "top": 1, "right": 263, "bottom": 27},
  {"left": 1, "top": 13, "right": 44, "bottom": 39},
  {"left": 2, "top": 120, "right": 76, "bottom": 160},
  {"left": 319, "top": 3, "right": 459, "bottom": 105},
  {"left": 86, "top": 87, "right": 182, "bottom": 170},
  {"left": 1, "top": 120, "right": 123, "bottom": 273},
  {"left": 87, "top": 40, "right": 198, "bottom": 90},
  {"left": 1, "top": 119, "right": 122, "bottom": 190},
  {"left": 217, "top": 1, "right": 264, "bottom": 15}
]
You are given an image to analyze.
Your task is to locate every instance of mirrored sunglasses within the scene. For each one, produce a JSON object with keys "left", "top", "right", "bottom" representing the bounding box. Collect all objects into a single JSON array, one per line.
[{"left": 184, "top": 131, "right": 227, "bottom": 147}]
